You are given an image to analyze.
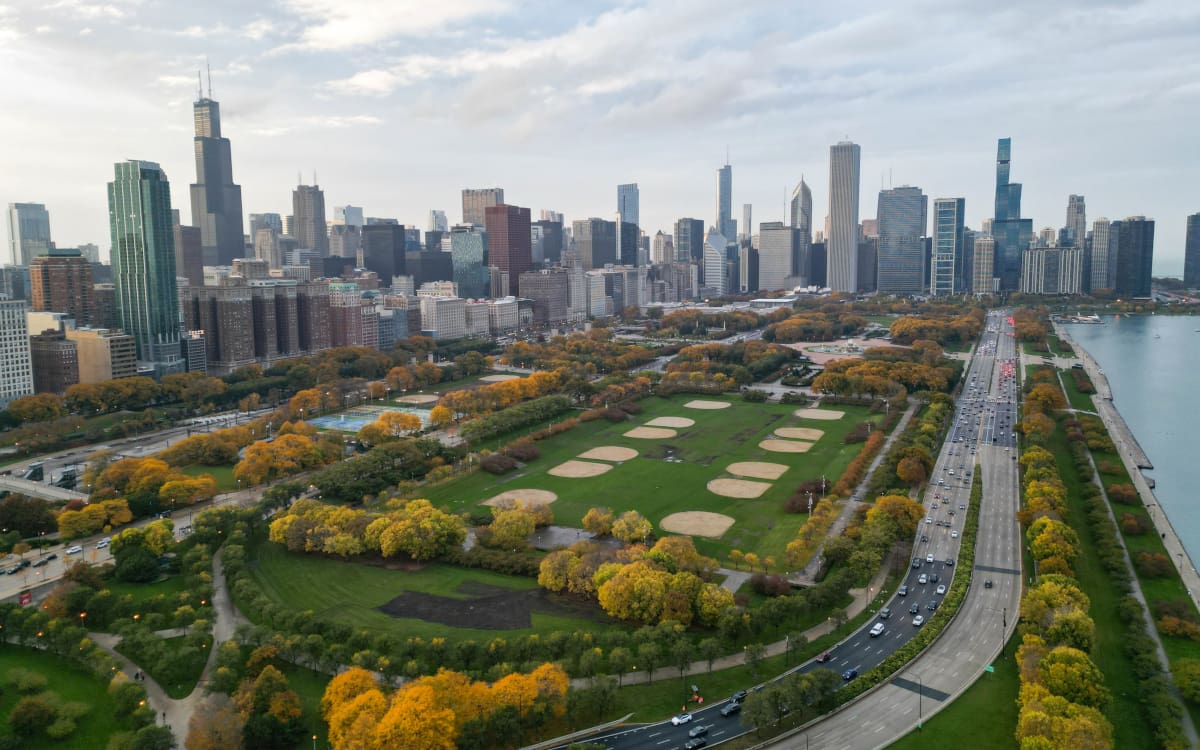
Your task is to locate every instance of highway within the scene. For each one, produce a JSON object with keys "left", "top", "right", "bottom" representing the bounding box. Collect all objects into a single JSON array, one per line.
[{"left": 573, "top": 310, "right": 1023, "bottom": 750}]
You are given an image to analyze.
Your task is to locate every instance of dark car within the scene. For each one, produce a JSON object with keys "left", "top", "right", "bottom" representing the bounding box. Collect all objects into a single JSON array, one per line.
[
  {"left": 842, "top": 668, "right": 858, "bottom": 681},
  {"left": 730, "top": 691, "right": 747, "bottom": 704},
  {"left": 909, "top": 603, "right": 919, "bottom": 615},
  {"left": 984, "top": 580, "right": 994, "bottom": 588},
  {"left": 929, "top": 574, "right": 939, "bottom": 584},
  {"left": 927, "top": 601, "right": 940, "bottom": 611},
  {"left": 689, "top": 725, "right": 709, "bottom": 738},
  {"left": 720, "top": 702, "right": 741, "bottom": 717},
  {"left": 684, "top": 739, "right": 708, "bottom": 750},
  {"left": 945, "top": 558, "right": 955, "bottom": 567},
  {"left": 31, "top": 558, "right": 49, "bottom": 568},
  {"left": 44, "top": 552, "right": 57, "bottom": 561}
]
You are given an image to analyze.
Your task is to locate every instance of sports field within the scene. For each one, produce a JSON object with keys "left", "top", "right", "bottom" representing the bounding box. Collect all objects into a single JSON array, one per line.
[
  {"left": 422, "top": 395, "right": 880, "bottom": 561},
  {"left": 309, "top": 403, "right": 432, "bottom": 432}
]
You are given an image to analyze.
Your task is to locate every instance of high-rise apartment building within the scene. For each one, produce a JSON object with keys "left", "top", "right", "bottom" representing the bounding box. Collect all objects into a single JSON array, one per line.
[
  {"left": 65, "top": 327, "right": 137, "bottom": 383},
  {"left": 29, "top": 329, "right": 78, "bottom": 394},
  {"left": 333, "top": 205, "right": 364, "bottom": 227},
  {"left": 450, "top": 225, "right": 488, "bottom": 299},
  {"left": 1114, "top": 217, "right": 1155, "bottom": 298},
  {"left": 328, "top": 224, "right": 361, "bottom": 264},
  {"left": 532, "top": 219, "right": 564, "bottom": 265},
  {"left": 171, "top": 209, "right": 204, "bottom": 286},
  {"left": 992, "top": 138, "right": 1034, "bottom": 291},
  {"left": 189, "top": 92, "right": 245, "bottom": 266},
  {"left": 617, "top": 184, "right": 640, "bottom": 228},
  {"left": 462, "top": 188, "right": 504, "bottom": 226},
  {"left": 651, "top": 231, "right": 673, "bottom": 265},
  {"left": 972, "top": 235, "right": 996, "bottom": 295},
  {"left": 930, "top": 198, "right": 965, "bottom": 296},
  {"left": 757, "top": 222, "right": 799, "bottom": 292},
  {"left": 827, "top": 141, "right": 861, "bottom": 292},
  {"left": 574, "top": 218, "right": 617, "bottom": 270},
  {"left": 741, "top": 204, "right": 752, "bottom": 243},
  {"left": 876, "top": 186, "right": 927, "bottom": 294},
  {"left": 1065, "top": 195, "right": 1086, "bottom": 248},
  {"left": 30, "top": 248, "right": 94, "bottom": 324},
  {"left": 1021, "top": 246, "right": 1084, "bottom": 295},
  {"left": 6, "top": 203, "right": 52, "bottom": 267},
  {"left": 519, "top": 269, "right": 570, "bottom": 324},
  {"left": 249, "top": 213, "right": 283, "bottom": 238},
  {"left": 0, "top": 300, "right": 33, "bottom": 407},
  {"left": 108, "top": 160, "right": 183, "bottom": 374},
  {"left": 716, "top": 163, "right": 735, "bottom": 243},
  {"left": 292, "top": 184, "right": 329, "bottom": 255},
  {"left": 674, "top": 218, "right": 705, "bottom": 266},
  {"left": 1089, "top": 218, "right": 1115, "bottom": 291},
  {"left": 1184, "top": 213, "right": 1200, "bottom": 288},
  {"left": 428, "top": 210, "right": 448, "bottom": 233},
  {"left": 485, "top": 204, "right": 532, "bottom": 296}
]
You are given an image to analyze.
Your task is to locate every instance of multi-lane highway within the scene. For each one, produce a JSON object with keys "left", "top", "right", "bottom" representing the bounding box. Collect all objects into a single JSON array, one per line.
[{"left": 572, "top": 311, "right": 1023, "bottom": 750}]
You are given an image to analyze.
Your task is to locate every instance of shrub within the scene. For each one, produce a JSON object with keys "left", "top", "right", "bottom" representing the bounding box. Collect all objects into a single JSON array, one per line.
[
  {"left": 1152, "top": 599, "right": 1197, "bottom": 623},
  {"left": 749, "top": 574, "right": 792, "bottom": 597},
  {"left": 618, "top": 401, "right": 642, "bottom": 415},
  {"left": 5, "top": 668, "right": 48, "bottom": 694},
  {"left": 742, "top": 390, "right": 769, "bottom": 403},
  {"left": 602, "top": 407, "right": 627, "bottom": 423},
  {"left": 1107, "top": 483, "right": 1139, "bottom": 504},
  {"left": 9, "top": 694, "right": 57, "bottom": 735},
  {"left": 1097, "top": 459, "right": 1122, "bottom": 476},
  {"left": 1119, "top": 513, "right": 1148, "bottom": 535},
  {"left": 503, "top": 439, "right": 540, "bottom": 463},
  {"left": 481, "top": 453, "right": 518, "bottom": 475},
  {"left": 1157, "top": 615, "right": 1200, "bottom": 641},
  {"left": 1135, "top": 551, "right": 1175, "bottom": 577}
]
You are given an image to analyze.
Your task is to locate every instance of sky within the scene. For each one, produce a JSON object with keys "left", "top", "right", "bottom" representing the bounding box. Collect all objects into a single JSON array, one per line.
[{"left": 1, "top": 0, "right": 1198, "bottom": 273}]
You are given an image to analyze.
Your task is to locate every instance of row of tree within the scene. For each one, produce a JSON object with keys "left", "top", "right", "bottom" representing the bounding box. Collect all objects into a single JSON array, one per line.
[
  {"left": 812, "top": 344, "right": 957, "bottom": 398},
  {"left": 761, "top": 311, "right": 868, "bottom": 343},
  {"left": 888, "top": 310, "right": 983, "bottom": 345},
  {"left": 268, "top": 498, "right": 466, "bottom": 561},
  {"left": 459, "top": 395, "right": 572, "bottom": 444},
  {"left": 504, "top": 328, "right": 658, "bottom": 376},
  {"left": 436, "top": 371, "right": 562, "bottom": 422}
]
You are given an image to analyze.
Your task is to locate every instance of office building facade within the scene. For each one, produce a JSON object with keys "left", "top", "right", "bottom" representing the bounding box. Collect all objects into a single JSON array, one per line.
[
  {"left": 6, "top": 203, "right": 52, "bottom": 267},
  {"left": 972, "top": 235, "right": 996, "bottom": 295},
  {"left": 930, "top": 198, "right": 965, "bottom": 296},
  {"left": 1065, "top": 194, "right": 1086, "bottom": 248},
  {"left": 617, "top": 183, "right": 640, "bottom": 227},
  {"left": 29, "top": 329, "right": 79, "bottom": 394},
  {"left": 827, "top": 141, "right": 861, "bottom": 292},
  {"left": 1114, "top": 217, "right": 1154, "bottom": 298},
  {"left": 1184, "top": 213, "right": 1200, "bottom": 288},
  {"left": 292, "top": 184, "right": 329, "bottom": 254},
  {"left": 462, "top": 188, "right": 504, "bottom": 226},
  {"left": 758, "top": 222, "right": 798, "bottom": 292},
  {"left": 189, "top": 94, "right": 245, "bottom": 266},
  {"left": 876, "top": 186, "right": 928, "bottom": 294},
  {"left": 674, "top": 218, "right": 705, "bottom": 266},
  {"left": 716, "top": 163, "right": 735, "bottom": 242},
  {"left": 0, "top": 300, "right": 33, "bottom": 407},
  {"left": 450, "top": 225, "right": 489, "bottom": 299},
  {"left": 361, "top": 224, "right": 407, "bottom": 285},
  {"left": 485, "top": 204, "right": 533, "bottom": 296},
  {"left": 992, "top": 138, "right": 1034, "bottom": 291},
  {"left": 1089, "top": 218, "right": 1115, "bottom": 291},
  {"left": 30, "top": 248, "right": 94, "bottom": 324}
]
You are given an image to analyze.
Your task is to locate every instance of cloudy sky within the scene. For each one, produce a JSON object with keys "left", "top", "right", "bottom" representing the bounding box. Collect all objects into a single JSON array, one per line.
[{"left": 2, "top": 0, "right": 1198, "bottom": 272}]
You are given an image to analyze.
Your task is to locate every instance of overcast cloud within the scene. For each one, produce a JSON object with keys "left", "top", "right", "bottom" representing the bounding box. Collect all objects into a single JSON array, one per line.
[{"left": 1, "top": 0, "right": 1197, "bottom": 271}]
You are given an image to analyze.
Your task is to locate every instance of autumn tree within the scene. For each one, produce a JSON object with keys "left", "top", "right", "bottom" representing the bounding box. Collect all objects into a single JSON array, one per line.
[
  {"left": 611, "top": 510, "right": 652, "bottom": 544},
  {"left": 185, "top": 695, "right": 244, "bottom": 750},
  {"left": 6, "top": 393, "right": 66, "bottom": 423},
  {"left": 356, "top": 411, "right": 422, "bottom": 446},
  {"left": 582, "top": 506, "right": 615, "bottom": 536},
  {"left": 479, "top": 506, "right": 536, "bottom": 550}
]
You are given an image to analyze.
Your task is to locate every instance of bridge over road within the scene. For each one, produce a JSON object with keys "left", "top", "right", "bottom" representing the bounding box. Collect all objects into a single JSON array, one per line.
[{"left": 0, "top": 476, "right": 88, "bottom": 502}]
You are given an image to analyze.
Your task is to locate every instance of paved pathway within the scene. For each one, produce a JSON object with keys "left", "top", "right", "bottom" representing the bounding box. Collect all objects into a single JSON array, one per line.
[
  {"left": 717, "top": 567, "right": 752, "bottom": 592},
  {"left": 792, "top": 403, "right": 918, "bottom": 585}
]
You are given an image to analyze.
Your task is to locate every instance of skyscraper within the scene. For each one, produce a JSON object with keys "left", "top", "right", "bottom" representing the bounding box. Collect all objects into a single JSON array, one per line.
[
  {"left": 876, "top": 186, "right": 928, "bottom": 294},
  {"left": 1185, "top": 213, "right": 1200, "bottom": 288},
  {"left": 30, "top": 248, "right": 94, "bottom": 324},
  {"left": 758, "top": 222, "right": 799, "bottom": 292},
  {"left": 930, "top": 198, "right": 965, "bottom": 296},
  {"left": 716, "top": 163, "right": 735, "bottom": 242},
  {"left": 485, "top": 204, "right": 533, "bottom": 296},
  {"left": 189, "top": 91, "right": 245, "bottom": 266},
  {"left": 1089, "top": 218, "right": 1115, "bottom": 291},
  {"left": 1065, "top": 195, "right": 1086, "bottom": 248},
  {"left": 992, "top": 138, "right": 1034, "bottom": 291},
  {"left": 790, "top": 180, "right": 812, "bottom": 234},
  {"left": 827, "top": 142, "right": 861, "bottom": 292},
  {"left": 674, "top": 218, "right": 705, "bottom": 266},
  {"left": 450, "top": 225, "right": 489, "bottom": 299},
  {"left": 1114, "top": 217, "right": 1154, "bottom": 298},
  {"left": 428, "top": 210, "right": 448, "bottom": 233},
  {"left": 0, "top": 300, "right": 33, "bottom": 407},
  {"left": 292, "top": 184, "right": 329, "bottom": 255},
  {"left": 741, "top": 204, "right": 752, "bottom": 243},
  {"left": 972, "top": 235, "right": 995, "bottom": 294},
  {"left": 6, "top": 203, "right": 52, "bottom": 267},
  {"left": 617, "top": 184, "right": 640, "bottom": 228},
  {"left": 462, "top": 188, "right": 504, "bottom": 226},
  {"left": 107, "top": 160, "right": 182, "bottom": 374},
  {"left": 361, "top": 224, "right": 407, "bottom": 285},
  {"left": 334, "top": 205, "right": 364, "bottom": 227}
]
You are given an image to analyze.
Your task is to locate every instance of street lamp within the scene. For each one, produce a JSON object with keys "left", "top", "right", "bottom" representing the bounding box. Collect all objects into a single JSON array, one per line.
[{"left": 912, "top": 673, "right": 923, "bottom": 730}]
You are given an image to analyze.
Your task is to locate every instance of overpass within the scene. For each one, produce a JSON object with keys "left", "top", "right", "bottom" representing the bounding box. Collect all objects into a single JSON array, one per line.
[{"left": 0, "top": 476, "right": 88, "bottom": 502}]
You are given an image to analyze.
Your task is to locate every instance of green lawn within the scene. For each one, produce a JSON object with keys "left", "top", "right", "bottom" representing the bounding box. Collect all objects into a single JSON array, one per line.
[
  {"left": 887, "top": 630, "right": 1021, "bottom": 749},
  {"left": 1045, "top": 334, "right": 1075, "bottom": 358},
  {"left": 421, "top": 396, "right": 880, "bottom": 562},
  {"left": 1045, "top": 425, "right": 1157, "bottom": 749},
  {"left": 279, "top": 663, "right": 330, "bottom": 749},
  {"left": 0, "top": 646, "right": 126, "bottom": 748},
  {"left": 116, "top": 634, "right": 209, "bottom": 699},
  {"left": 245, "top": 540, "right": 619, "bottom": 640},
  {"left": 178, "top": 463, "right": 238, "bottom": 492},
  {"left": 1058, "top": 370, "right": 1095, "bottom": 413}
]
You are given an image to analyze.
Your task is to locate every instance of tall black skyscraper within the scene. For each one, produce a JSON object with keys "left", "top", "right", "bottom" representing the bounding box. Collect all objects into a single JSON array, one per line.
[
  {"left": 189, "top": 80, "right": 245, "bottom": 266},
  {"left": 1114, "top": 217, "right": 1154, "bottom": 298},
  {"left": 991, "top": 138, "right": 1033, "bottom": 292},
  {"left": 1184, "top": 213, "right": 1200, "bottom": 288}
]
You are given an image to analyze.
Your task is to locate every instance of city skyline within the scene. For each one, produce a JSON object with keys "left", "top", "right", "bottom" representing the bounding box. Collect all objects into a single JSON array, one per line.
[{"left": 0, "top": 2, "right": 1197, "bottom": 272}]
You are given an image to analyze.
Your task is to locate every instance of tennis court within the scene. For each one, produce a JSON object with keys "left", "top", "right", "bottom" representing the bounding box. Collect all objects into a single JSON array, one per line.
[{"left": 309, "top": 403, "right": 433, "bottom": 432}]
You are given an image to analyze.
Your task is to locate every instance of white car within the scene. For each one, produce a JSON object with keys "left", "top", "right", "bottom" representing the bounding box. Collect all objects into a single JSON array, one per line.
[
  {"left": 671, "top": 713, "right": 693, "bottom": 726},
  {"left": 870, "top": 622, "right": 885, "bottom": 637},
  {"left": 936, "top": 584, "right": 947, "bottom": 595},
  {"left": 918, "top": 574, "right": 928, "bottom": 585},
  {"left": 926, "top": 553, "right": 934, "bottom": 563},
  {"left": 65, "top": 545, "right": 83, "bottom": 554},
  {"left": 96, "top": 537, "right": 111, "bottom": 549},
  {"left": 951, "top": 530, "right": 959, "bottom": 539},
  {"left": 912, "top": 615, "right": 926, "bottom": 627}
]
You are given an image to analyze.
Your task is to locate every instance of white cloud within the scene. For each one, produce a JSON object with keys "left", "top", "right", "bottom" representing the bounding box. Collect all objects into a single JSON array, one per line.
[
  {"left": 277, "top": 0, "right": 510, "bottom": 51},
  {"left": 248, "top": 113, "right": 382, "bottom": 136},
  {"left": 242, "top": 18, "right": 273, "bottom": 41}
]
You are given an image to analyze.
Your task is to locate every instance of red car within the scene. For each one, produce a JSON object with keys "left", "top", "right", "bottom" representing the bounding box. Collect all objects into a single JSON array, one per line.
[{"left": 816, "top": 651, "right": 832, "bottom": 663}]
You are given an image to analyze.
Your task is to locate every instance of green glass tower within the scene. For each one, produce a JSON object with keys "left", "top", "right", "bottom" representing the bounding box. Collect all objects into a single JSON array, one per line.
[{"left": 108, "top": 160, "right": 183, "bottom": 375}]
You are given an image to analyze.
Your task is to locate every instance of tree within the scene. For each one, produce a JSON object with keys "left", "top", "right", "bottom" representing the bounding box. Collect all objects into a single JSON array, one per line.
[
  {"left": 671, "top": 639, "right": 693, "bottom": 681},
  {"left": 321, "top": 667, "right": 381, "bottom": 720},
  {"left": 0, "top": 494, "right": 56, "bottom": 537},
  {"left": 745, "top": 642, "right": 766, "bottom": 678},
  {"left": 185, "top": 695, "right": 244, "bottom": 750},
  {"left": 896, "top": 455, "right": 927, "bottom": 486},
  {"left": 131, "top": 725, "right": 177, "bottom": 750},
  {"left": 7, "top": 393, "right": 66, "bottom": 423},
  {"left": 611, "top": 510, "right": 652, "bottom": 544},
  {"left": 481, "top": 508, "right": 536, "bottom": 550},
  {"left": 1173, "top": 659, "right": 1200, "bottom": 705},
  {"left": 374, "top": 685, "right": 457, "bottom": 750},
  {"left": 357, "top": 411, "right": 422, "bottom": 446},
  {"left": 429, "top": 405, "right": 454, "bottom": 428},
  {"left": 637, "top": 642, "right": 661, "bottom": 684},
  {"left": 581, "top": 507, "right": 614, "bottom": 536},
  {"left": 699, "top": 637, "right": 722, "bottom": 673},
  {"left": 608, "top": 647, "right": 632, "bottom": 686}
]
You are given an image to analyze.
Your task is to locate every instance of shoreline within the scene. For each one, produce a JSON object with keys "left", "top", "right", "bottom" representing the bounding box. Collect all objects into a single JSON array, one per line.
[{"left": 1055, "top": 324, "right": 1200, "bottom": 603}]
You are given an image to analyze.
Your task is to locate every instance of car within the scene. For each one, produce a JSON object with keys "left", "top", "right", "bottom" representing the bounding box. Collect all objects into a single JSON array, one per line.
[
  {"left": 842, "top": 668, "right": 858, "bottom": 681},
  {"left": 911, "top": 558, "right": 921, "bottom": 569},
  {"left": 925, "top": 517, "right": 932, "bottom": 525},
  {"left": 720, "top": 702, "right": 742, "bottom": 717},
  {"left": 926, "top": 601, "right": 940, "bottom": 611},
  {"left": 96, "top": 537, "right": 111, "bottom": 549},
  {"left": 948, "top": 509, "right": 956, "bottom": 516},
  {"left": 959, "top": 503, "right": 966, "bottom": 510},
  {"left": 65, "top": 545, "right": 83, "bottom": 555},
  {"left": 898, "top": 585, "right": 909, "bottom": 597},
  {"left": 931, "top": 502, "right": 939, "bottom": 510},
  {"left": 32, "top": 558, "right": 49, "bottom": 568},
  {"left": 730, "top": 690, "right": 747, "bottom": 703},
  {"left": 45, "top": 552, "right": 57, "bottom": 561},
  {"left": 880, "top": 607, "right": 892, "bottom": 619},
  {"left": 913, "top": 615, "right": 926, "bottom": 627},
  {"left": 936, "top": 584, "right": 947, "bottom": 595},
  {"left": 870, "top": 622, "right": 885, "bottom": 637},
  {"left": 984, "top": 579, "right": 994, "bottom": 589},
  {"left": 816, "top": 651, "right": 832, "bottom": 663},
  {"left": 920, "top": 534, "right": 929, "bottom": 543},
  {"left": 928, "top": 574, "right": 939, "bottom": 583},
  {"left": 926, "top": 553, "right": 934, "bottom": 564},
  {"left": 671, "top": 713, "right": 693, "bottom": 726},
  {"left": 688, "top": 724, "right": 709, "bottom": 738},
  {"left": 918, "top": 574, "right": 928, "bottom": 585},
  {"left": 951, "top": 530, "right": 959, "bottom": 539},
  {"left": 945, "top": 558, "right": 955, "bottom": 566},
  {"left": 684, "top": 739, "right": 707, "bottom": 750},
  {"left": 909, "top": 603, "right": 920, "bottom": 615}
]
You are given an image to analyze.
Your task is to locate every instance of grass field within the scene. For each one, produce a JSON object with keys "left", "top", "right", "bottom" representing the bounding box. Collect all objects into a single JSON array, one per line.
[
  {"left": 280, "top": 663, "right": 330, "bottom": 749},
  {"left": 1046, "top": 423, "right": 1157, "bottom": 749},
  {"left": 1059, "top": 370, "right": 1095, "bottom": 413},
  {"left": 0, "top": 647, "right": 124, "bottom": 748},
  {"left": 421, "top": 395, "right": 880, "bottom": 562},
  {"left": 245, "top": 540, "right": 620, "bottom": 640},
  {"left": 102, "top": 574, "right": 187, "bottom": 603},
  {"left": 887, "top": 630, "right": 1021, "bottom": 749},
  {"left": 178, "top": 463, "right": 238, "bottom": 492}
]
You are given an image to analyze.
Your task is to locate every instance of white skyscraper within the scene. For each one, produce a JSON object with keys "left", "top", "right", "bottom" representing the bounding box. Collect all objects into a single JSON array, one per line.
[
  {"left": 703, "top": 229, "right": 728, "bottom": 296},
  {"left": 1090, "top": 218, "right": 1115, "bottom": 291},
  {"left": 758, "top": 222, "right": 797, "bottom": 292},
  {"left": 0, "top": 300, "right": 33, "bottom": 407},
  {"left": 428, "top": 210, "right": 448, "bottom": 233},
  {"left": 827, "top": 142, "right": 861, "bottom": 292},
  {"left": 1065, "top": 195, "right": 1086, "bottom": 248}
]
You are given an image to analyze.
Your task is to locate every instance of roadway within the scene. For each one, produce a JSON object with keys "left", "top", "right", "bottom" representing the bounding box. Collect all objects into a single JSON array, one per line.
[{"left": 571, "top": 311, "right": 1023, "bottom": 750}]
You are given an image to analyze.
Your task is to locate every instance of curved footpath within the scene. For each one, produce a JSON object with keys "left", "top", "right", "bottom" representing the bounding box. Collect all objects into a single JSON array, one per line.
[{"left": 1052, "top": 325, "right": 1200, "bottom": 609}]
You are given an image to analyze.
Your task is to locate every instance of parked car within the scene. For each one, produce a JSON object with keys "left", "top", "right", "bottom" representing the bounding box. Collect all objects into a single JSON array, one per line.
[{"left": 95, "top": 537, "right": 111, "bottom": 549}]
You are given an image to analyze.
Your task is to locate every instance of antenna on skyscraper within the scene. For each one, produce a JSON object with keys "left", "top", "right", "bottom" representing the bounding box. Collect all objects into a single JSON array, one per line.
[
  {"left": 726, "top": 145, "right": 730, "bottom": 165},
  {"left": 297, "top": 171, "right": 302, "bottom": 186},
  {"left": 206, "top": 58, "right": 212, "bottom": 98},
  {"left": 313, "top": 170, "right": 318, "bottom": 186},
  {"left": 196, "top": 70, "right": 203, "bottom": 100}
]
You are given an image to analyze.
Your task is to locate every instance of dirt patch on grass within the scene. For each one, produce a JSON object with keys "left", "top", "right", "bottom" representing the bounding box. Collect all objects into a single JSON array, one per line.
[
  {"left": 775, "top": 427, "right": 825, "bottom": 440},
  {"left": 483, "top": 489, "right": 558, "bottom": 507},
  {"left": 660, "top": 511, "right": 736, "bottom": 537},
  {"left": 759, "top": 439, "right": 814, "bottom": 453},
  {"left": 684, "top": 400, "right": 732, "bottom": 410},
  {"left": 397, "top": 393, "right": 438, "bottom": 405},
  {"left": 624, "top": 426, "right": 678, "bottom": 439},
  {"left": 377, "top": 582, "right": 606, "bottom": 630},
  {"left": 793, "top": 408, "right": 844, "bottom": 421},
  {"left": 578, "top": 446, "right": 639, "bottom": 462},
  {"left": 707, "top": 477, "right": 773, "bottom": 498},
  {"left": 645, "top": 416, "right": 696, "bottom": 428},
  {"left": 480, "top": 374, "right": 522, "bottom": 382},
  {"left": 726, "top": 461, "right": 789, "bottom": 480},
  {"left": 548, "top": 460, "right": 613, "bottom": 478}
]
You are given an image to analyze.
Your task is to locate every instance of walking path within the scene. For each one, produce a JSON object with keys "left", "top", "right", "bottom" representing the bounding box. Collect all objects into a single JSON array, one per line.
[{"left": 792, "top": 403, "right": 918, "bottom": 585}]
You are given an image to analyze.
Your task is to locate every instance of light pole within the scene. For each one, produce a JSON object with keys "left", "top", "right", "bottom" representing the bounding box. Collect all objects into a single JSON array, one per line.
[{"left": 914, "top": 673, "right": 923, "bottom": 730}]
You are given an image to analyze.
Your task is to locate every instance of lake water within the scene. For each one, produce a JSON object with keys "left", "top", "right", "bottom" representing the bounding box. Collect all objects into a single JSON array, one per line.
[{"left": 1063, "top": 315, "right": 1200, "bottom": 562}]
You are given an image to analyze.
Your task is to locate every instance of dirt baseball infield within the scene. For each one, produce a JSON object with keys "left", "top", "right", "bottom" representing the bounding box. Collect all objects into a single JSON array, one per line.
[
  {"left": 792, "top": 408, "right": 844, "bottom": 421},
  {"left": 707, "top": 477, "right": 773, "bottom": 499},
  {"left": 578, "top": 446, "right": 640, "bottom": 462},
  {"left": 759, "top": 439, "right": 814, "bottom": 453},
  {"left": 645, "top": 416, "right": 696, "bottom": 428},
  {"left": 483, "top": 489, "right": 558, "bottom": 507},
  {"left": 548, "top": 460, "right": 613, "bottom": 478},
  {"left": 660, "top": 511, "right": 736, "bottom": 537},
  {"left": 774, "top": 427, "right": 825, "bottom": 440},
  {"left": 726, "top": 461, "right": 789, "bottom": 480},
  {"left": 624, "top": 426, "right": 678, "bottom": 439}
]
